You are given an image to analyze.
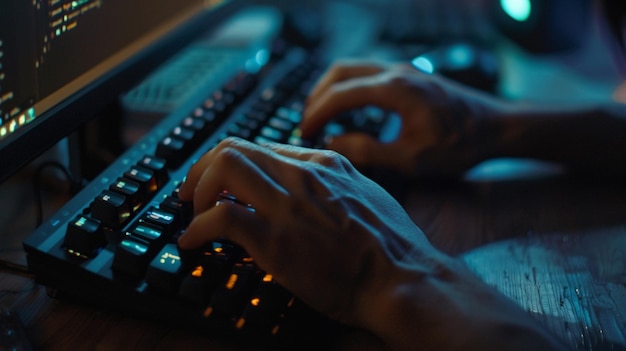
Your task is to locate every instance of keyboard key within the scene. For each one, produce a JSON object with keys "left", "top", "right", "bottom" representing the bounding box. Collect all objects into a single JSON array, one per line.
[
  {"left": 276, "top": 107, "right": 301, "bottom": 124},
  {"left": 259, "top": 127, "right": 284, "bottom": 142},
  {"left": 181, "top": 116, "right": 210, "bottom": 141},
  {"left": 236, "top": 274, "right": 293, "bottom": 334},
  {"left": 178, "top": 265, "right": 224, "bottom": 305},
  {"left": 171, "top": 126, "right": 196, "bottom": 152},
  {"left": 156, "top": 136, "right": 186, "bottom": 168},
  {"left": 129, "top": 222, "right": 165, "bottom": 244},
  {"left": 160, "top": 195, "right": 193, "bottom": 227},
  {"left": 91, "top": 190, "right": 132, "bottom": 230},
  {"left": 112, "top": 236, "right": 152, "bottom": 277},
  {"left": 145, "top": 243, "right": 184, "bottom": 295},
  {"left": 205, "top": 263, "right": 261, "bottom": 319},
  {"left": 268, "top": 117, "right": 293, "bottom": 132},
  {"left": 227, "top": 124, "right": 252, "bottom": 139},
  {"left": 179, "top": 242, "right": 244, "bottom": 308},
  {"left": 109, "top": 178, "right": 142, "bottom": 212},
  {"left": 203, "top": 98, "right": 227, "bottom": 115},
  {"left": 63, "top": 215, "right": 106, "bottom": 258},
  {"left": 138, "top": 156, "right": 169, "bottom": 188},
  {"left": 235, "top": 114, "right": 261, "bottom": 131},
  {"left": 178, "top": 242, "right": 236, "bottom": 305},
  {"left": 124, "top": 166, "right": 158, "bottom": 198},
  {"left": 140, "top": 207, "right": 178, "bottom": 237}
]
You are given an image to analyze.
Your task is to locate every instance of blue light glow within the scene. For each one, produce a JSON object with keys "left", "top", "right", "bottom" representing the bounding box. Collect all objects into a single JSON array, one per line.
[
  {"left": 500, "top": 0, "right": 532, "bottom": 22},
  {"left": 411, "top": 57, "right": 434, "bottom": 74},
  {"left": 446, "top": 44, "right": 475, "bottom": 69}
]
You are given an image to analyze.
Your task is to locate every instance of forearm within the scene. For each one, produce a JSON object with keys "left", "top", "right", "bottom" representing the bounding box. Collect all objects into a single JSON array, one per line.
[
  {"left": 365, "top": 256, "right": 569, "bottom": 351},
  {"left": 487, "top": 101, "right": 626, "bottom": 176}
]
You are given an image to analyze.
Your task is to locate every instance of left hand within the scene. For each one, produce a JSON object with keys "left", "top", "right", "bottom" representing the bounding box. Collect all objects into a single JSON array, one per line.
[{"left": 301, "top": 59, "right": 504, "bottom": 178}]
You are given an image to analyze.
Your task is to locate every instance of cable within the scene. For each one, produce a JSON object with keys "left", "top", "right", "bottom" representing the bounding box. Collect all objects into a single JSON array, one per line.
[
  {"left": 0, "top": 246, "right": 32, "bottom": 277},
  {"left": 0, "top": 162, "right": 86, "bottom": 278},
  {"left": 32, "top": 161, "right": 85, "bottom": 227},
  {"left": 0, "top": 258, "right": 32, "bottom": 278}
]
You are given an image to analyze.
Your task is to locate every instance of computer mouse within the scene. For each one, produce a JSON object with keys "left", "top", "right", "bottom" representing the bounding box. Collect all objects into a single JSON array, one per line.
[{"left": 411, "top": 42, "right": 500, "bottom": 93}]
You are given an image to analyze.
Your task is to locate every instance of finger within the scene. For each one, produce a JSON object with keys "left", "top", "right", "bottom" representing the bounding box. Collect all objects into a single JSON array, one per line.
[
  {"left": 301, "top": 74, "right": 414, "bottom": 138},
  {"left": 180, "top": 138, "right": 276, "bottom": 202},
  {"left": 260, "top": 141, "right": 324, "bottom": 162},
  {"left": 179, "top": 144, "right": 223, "bottom": 201},
  {"left": 181, "top": 140, "right": 285, "bottom": 214},
  {"left": 178, "top": 200, "right": 266, "bottom": 252},
  {"left": 307, "top": 61, "right": 387, "bottom": 107}
]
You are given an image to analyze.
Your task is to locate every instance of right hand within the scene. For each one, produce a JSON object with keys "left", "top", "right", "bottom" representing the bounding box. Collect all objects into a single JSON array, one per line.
[
  {"left": 177, "top": 138, "right": 567, "bottom": 351},
  {"left": 177, "top": 138, "right": 437, "bottom": 325}
]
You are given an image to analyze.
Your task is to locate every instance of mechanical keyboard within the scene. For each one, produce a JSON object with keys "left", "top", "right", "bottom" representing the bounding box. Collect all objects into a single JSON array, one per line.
[{"left": 22, "top": 38, "right": 400, "bottom": 349}]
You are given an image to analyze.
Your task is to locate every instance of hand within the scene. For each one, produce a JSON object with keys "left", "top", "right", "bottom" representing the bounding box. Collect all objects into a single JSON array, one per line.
[
  {"left": 177, "top": 138, "right": 567, "bottom": 350},
  {"left": 301, "top": 60, "right": 504, "bottom": 178},
  {"left": 177, "top": 137, "right": 434, "bottom": 325}
]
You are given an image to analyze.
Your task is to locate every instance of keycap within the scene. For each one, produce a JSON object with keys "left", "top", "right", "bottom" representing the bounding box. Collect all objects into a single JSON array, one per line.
[
  {"left": 139, "top": 207, "right": 179, "bottom": 237},
  {"left": 112, "top": 236, "right": 152, "bottom": 277},
  {"left": 63, "top": 215, "right": 106, "bottom": 258},
  {"left": 171, "top": 126, "right": 197, "bottom": 150},
  {"left": 145, "top": 243, "right": 184, "bottom": 295},
  {"left": 178, "top": 243, "right": 235, "bottom": 305},
  {"left": 182, "top": 115, "right": 206, "bottom": 131},
  {"left": 236, "top": 274, "right": 293, "bottom": 334},
  {"left": 160, "top": 195, "right": 193, "bottom": 227},
  {"left": 138, "top": 156, "right": 169, "bottom": 189},
  {"left": 109, "top": 177, "right": 142, "bottom": 212},
  {"left": 227, "top": 124, "right": 252, "bottom": 139},
  {"left": 205, "top": 263, "right": 262, "bottom": 319},
  {"left": 268, "top": 117, "right": 293, "bottom": 132},
  {"left": 156, "top": 136, "right": 186, "bottom": 168},
  {"left": 90, "top": 190, "right": 132, "bottom": 230},
  {"left": 124, "top": 166, "right": 158, "bottom": 198},
  {"left": 259, "top": 127, "right": 284, "bottom": 142},
  {"left": 128, "top": 222, "right": 165, "bottom": 245}
]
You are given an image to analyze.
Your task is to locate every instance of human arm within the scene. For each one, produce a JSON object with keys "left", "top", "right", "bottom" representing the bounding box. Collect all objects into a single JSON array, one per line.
[
  {"left": 177, "top": 137, "right": 569, "bottom": 350},
  {"left": 300, "top": 60, "right": 626, "bottom": 178}
]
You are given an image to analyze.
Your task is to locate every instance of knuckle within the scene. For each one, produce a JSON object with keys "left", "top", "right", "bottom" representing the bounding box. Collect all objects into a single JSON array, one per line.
[
  {"left": 386, "top": 73, "right": 413, "bottom": 88},
  {"left": 213, "top": 144, "right": 244, "bottom": 168},
  {"left": 312, "top": 149, "right": 350, "bottom": 169},
  {"left": 217, "top": 136, "right": 244, "bottom": 150}
]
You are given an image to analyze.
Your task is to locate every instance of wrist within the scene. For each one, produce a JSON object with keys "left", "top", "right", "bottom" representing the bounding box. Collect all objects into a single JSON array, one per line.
[
  {"left": 460, "top": 95, "right": 510, "bottom": 165},
  {"left": 362, "top": 255, "right": 567, "bottom": 351},
  {"left": 356, "top": 252, "right": 462, "bottom": 349}
]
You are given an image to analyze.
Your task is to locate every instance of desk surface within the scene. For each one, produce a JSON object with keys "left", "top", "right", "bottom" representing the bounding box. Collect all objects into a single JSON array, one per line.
[
  {"left": 406, "top": 164, "right": 626, "bottom": 350},
  {"left": 2, "top": 162, "right": 626, "bottom": 350}
]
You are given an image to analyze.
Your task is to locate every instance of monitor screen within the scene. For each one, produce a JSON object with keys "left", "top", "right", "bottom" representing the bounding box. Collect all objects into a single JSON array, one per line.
[{"left": 0, "top": 0, "right": 239, "bottom": 183}]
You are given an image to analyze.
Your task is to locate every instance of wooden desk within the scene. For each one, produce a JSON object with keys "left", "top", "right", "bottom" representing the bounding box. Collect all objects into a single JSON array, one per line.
[
  {"left": 406, "top": 161, "right": 626, "bottom": 350},
  {"left": 2, "top": 161, "right": 625, "bottom": 350}
]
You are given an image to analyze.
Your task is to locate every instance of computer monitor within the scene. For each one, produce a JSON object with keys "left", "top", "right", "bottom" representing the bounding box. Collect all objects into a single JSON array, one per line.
[{"left": 0, "top": 0, "right": 242, "bottom": 183}]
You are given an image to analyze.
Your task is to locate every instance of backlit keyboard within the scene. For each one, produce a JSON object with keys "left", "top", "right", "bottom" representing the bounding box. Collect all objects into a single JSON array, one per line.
[{"left": 23, "top": 41, "right": 398, "bottom": 348}]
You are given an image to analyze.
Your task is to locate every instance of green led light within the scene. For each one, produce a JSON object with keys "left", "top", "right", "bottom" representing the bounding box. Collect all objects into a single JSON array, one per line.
[
  {"left": 500, "top": 0, "right": 532, "bottom": 22},
  {"left": 27, "top": 107, "right": 36, "bottom": 121}
]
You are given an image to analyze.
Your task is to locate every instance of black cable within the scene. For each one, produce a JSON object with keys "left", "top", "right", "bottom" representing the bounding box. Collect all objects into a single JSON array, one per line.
[
  {"left": 33, "top": 161, "right": 84, "bottom": 227},
  {"left": 1, "top": 161, "right": 85, "bottom": 277},
  {"left": 0, "top": 258, "right": 33, "bottom": 278},
  {"left": 0, "top": 246, "right": 32, "bottom": 277}
]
